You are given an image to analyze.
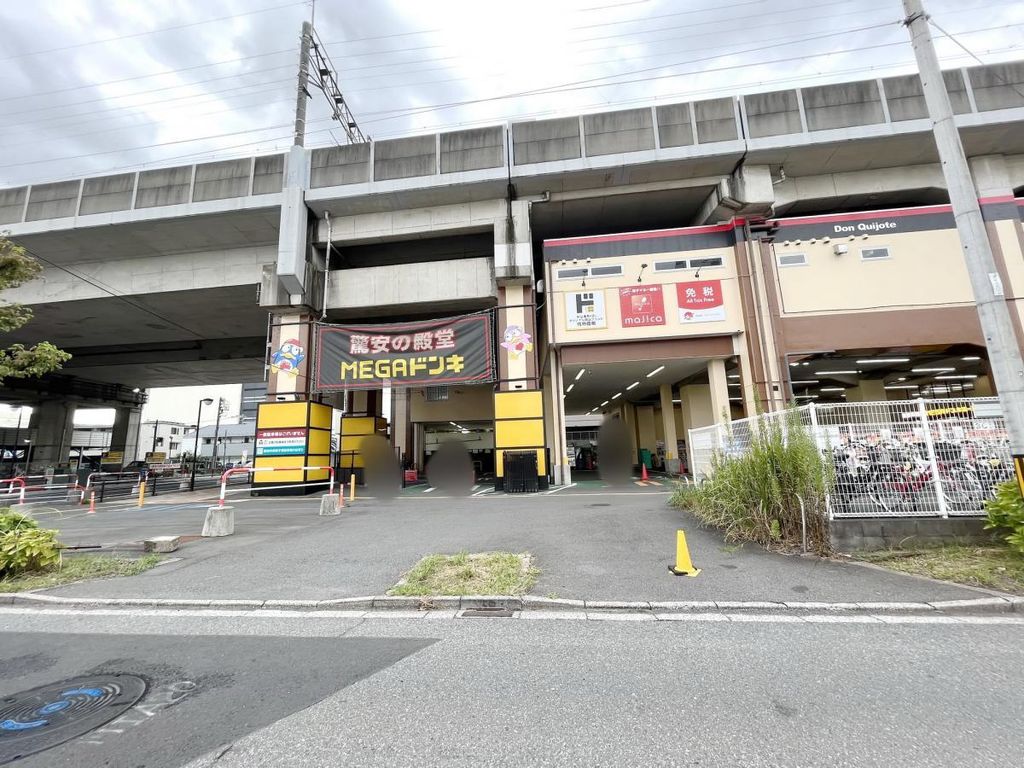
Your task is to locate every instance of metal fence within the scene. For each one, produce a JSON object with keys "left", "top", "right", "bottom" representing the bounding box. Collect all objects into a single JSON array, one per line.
[{"left": 688, "top": 397, "right": 1010, "bottom": 518}]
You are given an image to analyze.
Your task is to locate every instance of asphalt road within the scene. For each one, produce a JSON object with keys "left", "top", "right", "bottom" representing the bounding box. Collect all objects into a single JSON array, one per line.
[
  {"left": 1, "top": 607, "right": 1021, "bottom": 767},
  {"left": 41, "top": 493, "right": 984, "bottom": 604}
]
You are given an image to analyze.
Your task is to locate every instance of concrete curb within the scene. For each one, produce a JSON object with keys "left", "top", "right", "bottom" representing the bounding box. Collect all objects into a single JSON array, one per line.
[{"left": 5, "top": 593, "right": 1022, "bottom": 616}]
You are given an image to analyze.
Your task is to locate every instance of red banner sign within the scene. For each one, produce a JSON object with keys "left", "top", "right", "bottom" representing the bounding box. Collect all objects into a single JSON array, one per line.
[
  {"left": 676, "top": 280, "right": 725, "bottom": 323},
  {"left": 618, "top": 285, "right": 665, "bottom": 327}
]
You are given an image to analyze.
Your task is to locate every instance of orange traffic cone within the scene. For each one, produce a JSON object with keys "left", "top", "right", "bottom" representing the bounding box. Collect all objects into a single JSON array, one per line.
[
  {"left": 641, "top": 462, "right": 649, "bottom": 482},
  {"left": 88, "top": 491, "right": 96, "bottom": 514}
]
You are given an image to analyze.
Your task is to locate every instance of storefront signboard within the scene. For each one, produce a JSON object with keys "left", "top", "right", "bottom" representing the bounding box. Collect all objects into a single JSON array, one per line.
[
  {"left": 315, "top": 313, "right": 495, "bottom": 390},
  {"left": 255, "top": 428, "right": 307, "bottom": 457},
  {"left": 565, "top": 290, "right": 606, "bottom": 330},
  {"left": 676, "top": 279, "right": 725, "bottom": 323},
  {"left": 619, "top": 285, "right": 665, "bottom": 327}
]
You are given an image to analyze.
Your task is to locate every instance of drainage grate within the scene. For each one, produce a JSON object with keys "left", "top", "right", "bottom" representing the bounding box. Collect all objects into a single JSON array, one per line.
[
  {"left": 0, "top": 674, "right": 146, "bottom": 765},
  {"left": 460, "top": 607, "right": 515, "bottom": 618}
]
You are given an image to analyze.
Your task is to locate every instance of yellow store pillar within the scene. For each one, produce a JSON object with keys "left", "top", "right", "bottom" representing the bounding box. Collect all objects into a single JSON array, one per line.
[
  {"left": 254, "top": 401, "right": 333, "bottom": 495},
  {"left": 494, "top": 390, "right": 547, "bottom": 492}
]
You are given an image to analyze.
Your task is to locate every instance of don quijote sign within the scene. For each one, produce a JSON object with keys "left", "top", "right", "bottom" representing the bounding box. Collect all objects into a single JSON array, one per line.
[
  {"left": 833, "top": 220, "right": 897, "bottom": 234},
  {"left": 315, "top": 313, "right": 496, "bottom": 391}
]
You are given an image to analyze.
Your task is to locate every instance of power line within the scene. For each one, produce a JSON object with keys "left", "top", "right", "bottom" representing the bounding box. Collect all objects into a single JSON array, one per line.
[
  {"left": 929, "top": 17, "right": 1024, "bottom": 99},
  {"left": 353, "top": 20, "right": 1016, "bottom": 125},
  {"left": 0, "top": 1, "right": 308, "bottom": 62}
]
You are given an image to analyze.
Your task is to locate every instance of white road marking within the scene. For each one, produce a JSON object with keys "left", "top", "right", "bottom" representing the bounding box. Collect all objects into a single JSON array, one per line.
[
  {"left": 544, "top": 483, "right": 577, "bottom": 495},
  {"left": 423, "top": 487, "right": 436, "bottom": 493}
]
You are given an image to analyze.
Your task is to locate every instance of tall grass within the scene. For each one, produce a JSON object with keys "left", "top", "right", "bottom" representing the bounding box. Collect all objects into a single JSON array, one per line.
[{"left": 672, "top": 410, "right": 832, "bottom": 555}]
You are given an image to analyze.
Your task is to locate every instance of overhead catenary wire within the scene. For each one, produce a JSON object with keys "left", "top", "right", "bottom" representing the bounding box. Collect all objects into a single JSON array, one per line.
[
  {"left": 929, "top": 16, "right": 1024, "bottom": 99},
  {"left": 0, "top": 0, "right": 308, "bottom": 62}
]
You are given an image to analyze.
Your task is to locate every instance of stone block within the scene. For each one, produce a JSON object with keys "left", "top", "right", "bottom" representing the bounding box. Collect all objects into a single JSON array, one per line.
[
  {"left": 461, "top": 595, "right": 524, "bottom": 611},
  {"left": 202, "top": 506, "right": 234, "bottom": 537},
  {"left": 144, "top": 535, "right": 180, "bottom": 553},
  {"left": 319, "top": 495, "right": 340, "bottom": 516}
]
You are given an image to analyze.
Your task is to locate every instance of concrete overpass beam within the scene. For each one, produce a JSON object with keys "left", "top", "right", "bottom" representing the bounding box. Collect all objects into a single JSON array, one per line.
[
  {"left": 694, "top": 165, "right": 774, "bottom": 224},
  {"left": 494, "top": 200, "right": 533, "bottom": 285},
  {"left": 27, "top": 401, "right": 75, "bottom": 470}
]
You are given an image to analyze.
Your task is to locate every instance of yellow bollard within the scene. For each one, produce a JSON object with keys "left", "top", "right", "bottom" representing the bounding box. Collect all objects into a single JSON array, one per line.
[
  {"left": 349, "top": 474, "right": 356, "bottom": 503},
  {"left": 669, "top": 530, "right": 701, "bottom": 576},
  {"left": 137, "top": 481, "right": 146, "bottom": 508}
]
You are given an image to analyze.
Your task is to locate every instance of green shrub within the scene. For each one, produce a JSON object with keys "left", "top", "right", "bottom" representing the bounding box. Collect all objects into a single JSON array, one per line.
[
  {"left": 0, "top": 509, "right": 39, "bottom": 534},
  {"left": 671, "top": 410, "right": 832, "bottom": 555},
  {"left": 0, "top": 525, "right": 61, "bottom": 578},
  {"left": 984, "top": 481, "right": 1024, "bottom": 555}
]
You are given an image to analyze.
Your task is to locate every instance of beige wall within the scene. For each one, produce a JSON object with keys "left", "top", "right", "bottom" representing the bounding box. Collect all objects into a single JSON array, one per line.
[
  {"left": 549, "top": 247, "right": 743, "bottom": 345},
  {"left": 680, "top": 384, "right": 714, "bottom": 431},
  {"left": 409, "top": 384, "right": 494, "bottom": 423},
  {"left": 773, "top": 228, "right": 975, "bottom": 315}
]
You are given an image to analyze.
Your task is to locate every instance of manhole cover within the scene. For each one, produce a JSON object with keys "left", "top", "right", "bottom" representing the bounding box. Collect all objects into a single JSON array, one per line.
[{"left": 0, "top": 674, "right": 146, "bottom": 765}]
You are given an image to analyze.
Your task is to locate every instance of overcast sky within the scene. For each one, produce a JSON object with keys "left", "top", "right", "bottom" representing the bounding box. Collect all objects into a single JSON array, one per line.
[
  {"left": 1, "top": 0, "right": 1021, "bottom": 427},
  {"left": 1, "top": 0, "right": 1022, "bottom": 187}
]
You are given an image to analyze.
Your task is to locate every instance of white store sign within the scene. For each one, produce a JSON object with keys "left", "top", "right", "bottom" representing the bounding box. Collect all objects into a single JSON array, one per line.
[{"left": 565, "top": 290, "right": 606, "bottom": 330}]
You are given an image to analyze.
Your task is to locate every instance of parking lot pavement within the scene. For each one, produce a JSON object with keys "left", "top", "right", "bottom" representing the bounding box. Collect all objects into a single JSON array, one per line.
[{"left": 36, "top": 490, "right": 987, "bottom": 605}]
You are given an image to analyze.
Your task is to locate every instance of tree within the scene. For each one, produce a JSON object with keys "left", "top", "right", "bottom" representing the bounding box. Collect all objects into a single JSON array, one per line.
[{"left": 0, "top": 234, "right": 70, "bottom": 381}]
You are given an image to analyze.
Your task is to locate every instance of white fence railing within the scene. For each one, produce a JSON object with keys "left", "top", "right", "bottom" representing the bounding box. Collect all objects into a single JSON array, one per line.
[{"left": 688, "top": 397, "right": 1011, "bottom": 518}]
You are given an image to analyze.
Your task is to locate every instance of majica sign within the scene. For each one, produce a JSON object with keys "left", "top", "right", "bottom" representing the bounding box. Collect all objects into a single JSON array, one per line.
[{"left": 315, "top": 313, "right": 495, "bottom": 391}]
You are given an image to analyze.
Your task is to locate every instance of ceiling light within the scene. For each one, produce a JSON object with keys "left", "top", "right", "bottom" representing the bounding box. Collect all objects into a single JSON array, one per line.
[
  {"left": 728, "top": 382, "right": 740, "bottom": 387},
  {"left": 912, "top": 367, "right": 955, "bottom": 373},
  {"left": 600, "top": 400, "right": 609, "bottom": 406},
  {"left": 897, "top": 377, "right": 906, "bottom": 381},
  {"left": 728, "top": 374, "right": 740, "bottom": 379},
  {"left": 611, "top": 392, "right": 622, "bottom": 399},
  {"left": 449, "top": 421, "right": 458, "bottom": 426},
  {"left": 672, "top": 399, "right": 681, "bottom": 403},
  {"left": 820, "top": 387, "right": 846, "bottom": 392},
  {"left": 934, "top": 374, "right": 978, "bottom": 380},
  {"left": 790, "top": 379, "right": 820, "bottom": 385},
  {"left": 565, "top": 384, "right": 574, "bottom": 394},
  {"left": 646, "top": 365, "right": 665, "bottom": 378},
  {"left": 885, "top": 385, "right": 919, "bottom": 390},
  {"left": 729, "top": 397, "right": 741, "bottom": 401},
  {"left": 961, "top": 356, "right": 981, "bottom": 362},
  {"left": 795, "top": 394, "right": 819, "bottom": 399},
  {"left": 575, "top": 369, "right": 586, "bottom": 381},
  {"left": 815, "top": 370, "right": 859, "bottom": 375},
  {"left": 856, "top": 358, "right": 910, "bottom": 364},
  {"left": 626, "top": 381, "right": 639, "bottom": 390},
  {"left": 789, "top": 362, "right": 801, "bottom": 367},
  {"left": 802, "top": 362, "right": 810, "bottom": 366}
]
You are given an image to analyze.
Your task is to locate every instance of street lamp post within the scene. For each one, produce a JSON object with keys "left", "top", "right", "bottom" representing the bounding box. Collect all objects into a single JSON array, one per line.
[{"left": 189, "top": 398, "right": 214, "bottom": 492}]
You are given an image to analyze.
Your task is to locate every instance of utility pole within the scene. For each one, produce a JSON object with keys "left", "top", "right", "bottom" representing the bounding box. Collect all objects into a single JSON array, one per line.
[
  {"left": 211, "top": 398, "right": 226, "bottom": 470},
  {"left": 902, "top": 0, "right": 1024, "bottom": 493},
  {"left": 293, "top": 20, "right": 312, "bottom": 147},
  {"left": 151, "top": 419, "right": 159, "bottom": 455}
]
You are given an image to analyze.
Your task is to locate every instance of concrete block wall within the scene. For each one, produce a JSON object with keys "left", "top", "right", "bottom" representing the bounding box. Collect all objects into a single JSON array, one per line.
[
  {"left": 374, "top": 135, "right": 437, "bottom": 181},
  {"left": 440, "top": 127, "right": 504, "bottom": 173},
  {"left": 802, "top": 81, "right": 885, "bottom": 131},
  {"left": 969, "top": 61, "right": 1024, "bottom": 111},
  {"left": 655, "top": 104, "right": 694, "bottom": 148},
  {"left": 830, "top": 517, "right": 999, "bottom": 553},
  {"left": 512, "top": 117, "right": 582, "bottom": 164},
  {"left": 743, "top": 89, "right": 803, "bottom": 138},
  {"left": 326, "top": 256, "right": 495, "bottom": 312},
  {"left": 0, "top": 154, "right": 283, "bottom": 223},
  {"left": 2, "top": 60, "right": 1022, "bottom": 222},
  {"left": 582, "top": 108, "right": 655, "bottom": 156}
]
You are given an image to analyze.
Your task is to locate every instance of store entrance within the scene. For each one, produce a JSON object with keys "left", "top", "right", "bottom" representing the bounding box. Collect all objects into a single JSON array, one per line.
[{"left": 422, "top": 421, "right": 495, "bottom": 482}]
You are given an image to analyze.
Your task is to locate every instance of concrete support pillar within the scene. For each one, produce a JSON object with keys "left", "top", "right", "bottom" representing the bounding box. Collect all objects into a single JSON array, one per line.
[
  {"left": 659, "top": 384, "right": 679, "bottom": 455},
  {"left": 27, "top": 401, "right": 75, "bottom": 469},
  {"left": 267, "top": 311, "right": 314, "bottom": 398},
  {"left": 391, "top": 387, "right": 411, "bottom": 467},
  {"left": 847, "top": 379, "right": 887, "bottom": 402},
  {"left": 636, "top": 405, "right": 657, "bottom": 458},
  {"left": 659, "top": 383, "right": 680, "bottom": 473},
  {"left": 349, "top": 390, "right": 382, "bottom": 416},
  {"left": 110, "top": 405, "right": 142, "bottom": 463},
  {"left": 547, "top": 348, "right": 570, "bottom": 486},
  {"left": 621, "top": 402, "right": 638, "bottom": 460},
  {"left": 708, "top": 359, "right": 730, "bottom": 424}
]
